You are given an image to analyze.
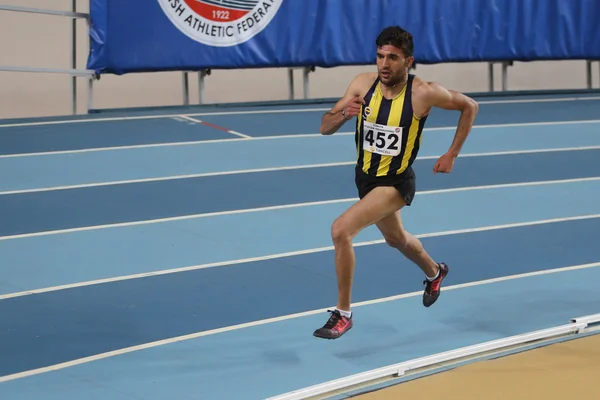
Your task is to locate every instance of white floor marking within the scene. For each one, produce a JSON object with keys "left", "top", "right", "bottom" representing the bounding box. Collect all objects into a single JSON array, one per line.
[
  {"left": 1, "top": 213, "right": 599, "bottom": 300},
  {"left": 177, "top": 115, "right": 252, "bottom": 138},
  {"left": 0, "top": 260, "right": 598, "bottom": 383},
  {"left": 2, "top": 146, "right": 599, "bottom": 195},
  {"left": 1, "top": 118, "right": 600, "bottom": 158}
]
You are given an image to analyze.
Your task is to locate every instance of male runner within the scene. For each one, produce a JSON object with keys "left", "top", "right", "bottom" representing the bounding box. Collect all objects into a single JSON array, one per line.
[{"left": 313, "top": 26, "right": 479, "bottom": 340}]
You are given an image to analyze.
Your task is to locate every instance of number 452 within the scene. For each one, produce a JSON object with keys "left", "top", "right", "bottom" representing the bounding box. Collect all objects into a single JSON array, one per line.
[{"left": 365, "top": 129, "right": 399, "bottom": 150}]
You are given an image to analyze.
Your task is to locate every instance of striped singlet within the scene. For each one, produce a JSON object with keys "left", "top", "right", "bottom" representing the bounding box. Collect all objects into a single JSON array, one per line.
[{"left": 355, "top": 74, "right": 427, "bottom": 177}]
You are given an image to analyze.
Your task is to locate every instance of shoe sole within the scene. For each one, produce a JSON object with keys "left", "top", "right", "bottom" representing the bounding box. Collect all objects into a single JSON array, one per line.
[{"left": 313, "top": 325, "right": 353, "bottom": 340}]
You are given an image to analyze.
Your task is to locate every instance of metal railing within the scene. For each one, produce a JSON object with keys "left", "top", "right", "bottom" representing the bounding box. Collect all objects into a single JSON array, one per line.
[
  {"left": 488, "top": 60, "right": 599, "bottom": 92},
  {"left": 0, "top": 3, "right": 97, "bottom": 115}
]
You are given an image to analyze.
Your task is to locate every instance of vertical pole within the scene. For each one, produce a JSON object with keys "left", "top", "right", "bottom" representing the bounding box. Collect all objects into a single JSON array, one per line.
[
  {"left": 586, "top": 61, "right": 592, "bottom": 89},
  {"left": 288, "top": 68, "right": 295, "bottom": 100},
  {"left": 85, "top": 12, "right": 94, "bottom": 113},
  {"left": 501, "top": 62, "right": 508, "bottom": 91},
  {"left": 198, "top": 70, "right": 206, "bottom": 104},
  {"left": 488, "top": 62, "right": 494, "bottom": 92},
  {"left": 182, "top": 72, "right": 189, "bottom": 105},
  {"left": 87, "top": 76, "right": 95, "bottom": 112},
  {"left": 303, "top": 67, "right": 310, "bottom": 99},
  {"left": 71, "top": 0, "right": 77, "bottom": 114}
]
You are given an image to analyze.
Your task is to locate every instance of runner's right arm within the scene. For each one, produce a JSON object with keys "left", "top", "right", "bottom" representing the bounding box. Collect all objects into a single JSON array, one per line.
[{"left": 320, "top": 74, "right": 368, "bottom": 135}]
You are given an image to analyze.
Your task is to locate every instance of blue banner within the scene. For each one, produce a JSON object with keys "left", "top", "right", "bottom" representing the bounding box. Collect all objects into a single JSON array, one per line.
[{"left": 86, "top": 0, "right": 600, "bottom": 75}]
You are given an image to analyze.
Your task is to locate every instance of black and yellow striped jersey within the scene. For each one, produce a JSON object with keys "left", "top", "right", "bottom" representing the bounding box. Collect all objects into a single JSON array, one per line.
[{"left": 355, "top": 74, "right": 427, "bottom": 177}]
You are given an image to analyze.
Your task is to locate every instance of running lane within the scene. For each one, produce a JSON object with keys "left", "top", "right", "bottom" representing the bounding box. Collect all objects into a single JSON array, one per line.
[
  {"left": 199, "top": 98, "right": 600, "bottom": 136},
  {"left": 1, "top": 149, "right": 599, "bottom": 236},
  {"left": 0, "top": 118, "right": 236, "bottom": 155},
  {"left": 36, "top": 267, "right": 600, "bottom": 400},
  {"left": 1, "top": 121, "right": 599, "bottom": 192},
  {"left": 1, "top": 178, "right": 598, "bottom": 296},
  {"left": 1, "top": 96, "right": 598, "bottom": 152},
  {"left": 0, "top": 217, "right": 598, "bottom": 377}
]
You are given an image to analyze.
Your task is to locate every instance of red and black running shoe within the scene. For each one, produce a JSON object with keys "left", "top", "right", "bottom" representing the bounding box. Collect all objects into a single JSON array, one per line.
[
  {"left": 423, "top": 262, "right": 449, "bottom": 307},
  {"left": 313, "top": 309, "right": 353, "bottom": 339}
]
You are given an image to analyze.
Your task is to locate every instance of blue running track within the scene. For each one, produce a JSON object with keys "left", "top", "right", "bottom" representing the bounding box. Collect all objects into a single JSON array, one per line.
[{"left": 1, "top": 93, "right": 600, "bottom": 399}]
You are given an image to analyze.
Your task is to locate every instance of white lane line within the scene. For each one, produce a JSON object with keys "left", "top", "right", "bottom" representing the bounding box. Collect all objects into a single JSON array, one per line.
[
  {"left": 1, "top": 213, "right": 600, "bottom": 300},
  {"left": 424, "top": 118, "right": 600, "bottom": 130},
  {"left": 0, "top": 132, "right": 335, "bottom": 159},
  {"left": 475, "top": 96, "right": 600, "bottom": 105},
  {"left": 0, "top": 162, "right": 355, "bottom": 195},
  {"left": 1, "top": 177, "right": 599, "bottom": 241},
  {"left": 2, "top": 118, "right": 600, "bottom": 158},
  {"left": 2, "top": 146, "right": 600, "bottom": 196},
  {"left": 177, "top": 115, "right": 252, "bottom": 139},
  {"left": 0, "top": 198, "right": 353, "bottom": 241},
  {"left": 0, "top": 95, "right": 599, "bottom": 129},
  {"left": 0, "top": 108, "right": 330, "bottom": 128},
  {"left": 184, "top": 96, "right": 600, "bottom": 115},
  {"left": 1, "top": 260, "right": 598, "bottom": 383}
]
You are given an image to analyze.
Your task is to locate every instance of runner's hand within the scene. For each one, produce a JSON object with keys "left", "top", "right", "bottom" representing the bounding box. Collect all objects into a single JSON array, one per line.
[
  {"left": 433, "top": 152, "right": 456, "bottom": 173},
  {"left": 342, "top": 96, "right": 365, "bottom": 120}
]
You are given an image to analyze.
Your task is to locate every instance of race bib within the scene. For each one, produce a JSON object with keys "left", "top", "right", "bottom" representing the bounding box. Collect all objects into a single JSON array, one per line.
[{"left": 362, "top": 121, "right": 403, "bottom": 156}]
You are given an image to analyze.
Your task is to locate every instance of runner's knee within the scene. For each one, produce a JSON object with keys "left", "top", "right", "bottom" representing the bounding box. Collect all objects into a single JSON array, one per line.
[
  {"left": 331, "top": 217, "right": 353, "bottom": 245},
  {"left": 384, "top": 231, "right": 408, "bottom": 249},
  {"left": 387, "top": 231, "right": 424, "bottom": 254}
]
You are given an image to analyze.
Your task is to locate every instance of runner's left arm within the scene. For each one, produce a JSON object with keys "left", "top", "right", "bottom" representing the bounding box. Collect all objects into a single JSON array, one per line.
[{"left": 427, "top": 83, "right": 479, "bottom": 158}]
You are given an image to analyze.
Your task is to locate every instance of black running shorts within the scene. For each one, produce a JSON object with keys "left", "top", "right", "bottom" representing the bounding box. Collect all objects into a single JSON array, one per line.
[{"left": 354, "top": 165, "right": 416, "bottom": 206}]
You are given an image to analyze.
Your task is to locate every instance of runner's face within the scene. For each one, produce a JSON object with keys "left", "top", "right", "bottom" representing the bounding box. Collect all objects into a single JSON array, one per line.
[{"left": 376, "top": 45, "right": 412, "bottom": 86}]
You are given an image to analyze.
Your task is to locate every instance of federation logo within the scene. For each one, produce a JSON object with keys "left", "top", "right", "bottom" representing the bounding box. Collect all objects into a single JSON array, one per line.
[{"left": 158, "top": 0, "right": 283, "bottom": 47}]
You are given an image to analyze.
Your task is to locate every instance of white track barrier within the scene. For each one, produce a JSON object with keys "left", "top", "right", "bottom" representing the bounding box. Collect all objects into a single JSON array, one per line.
[{"left": 268, "top": 313, "right": 600, "bottom": 400}]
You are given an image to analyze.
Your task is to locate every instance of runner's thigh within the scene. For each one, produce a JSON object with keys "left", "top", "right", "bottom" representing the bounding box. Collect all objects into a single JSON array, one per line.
[{"left": 334, "top": 186, "right": 406, "bottom": 238}]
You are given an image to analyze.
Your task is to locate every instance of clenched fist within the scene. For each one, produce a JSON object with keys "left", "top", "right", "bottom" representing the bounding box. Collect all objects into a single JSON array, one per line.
[
  {"left": 433, "top": 152, "right": 456, "bottom": 173},
  {"left": 342, "top": 96, "right": 365, "bottom": 120}
]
